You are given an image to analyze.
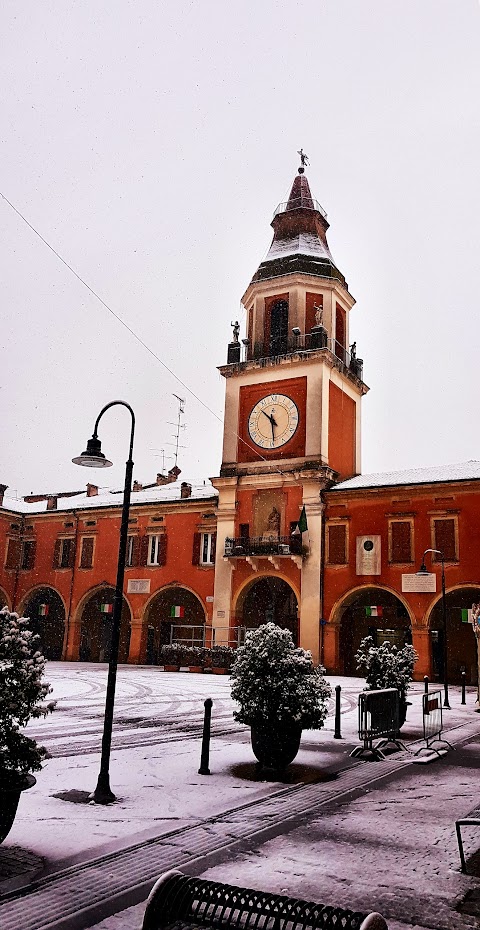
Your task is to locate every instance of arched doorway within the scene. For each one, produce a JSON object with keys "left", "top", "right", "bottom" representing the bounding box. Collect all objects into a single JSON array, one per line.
[
  {"left": 21, "top": 587, "right": 66, "bottom": 660},
  {"left": 269, "top": 300, "right": 289, "bottom": 356},
  {"left": 78, "top": 587, "right": 131, "bottom": 663},
  {"left": 144, "top": 587, "right": 206, "bottom": 664},
  {"left": 337, "top": 586, "right": 413, "bottom": 675},
  {"left": 428, "top": 586, "right": 479, "bottom": 685},
  {"left": 239, "top": 576, "right": 299, "bottom": 644}
]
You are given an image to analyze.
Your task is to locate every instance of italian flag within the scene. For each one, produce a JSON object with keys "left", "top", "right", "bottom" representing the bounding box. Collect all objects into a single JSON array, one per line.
[
  {"left": 100, "top": 603, "right": 113, "bottom": 614},
  {"left": 461, "top": 609, "right": 473, "bottom": 624},
  {"left": 170, "top": 606, "right": 185, "bottom": 618},
  {"left": 365, "top": 606, "right": 383, "bottom": 617},
  {"left": 38, "top": 604, "right": 49, "bottom": 617}
]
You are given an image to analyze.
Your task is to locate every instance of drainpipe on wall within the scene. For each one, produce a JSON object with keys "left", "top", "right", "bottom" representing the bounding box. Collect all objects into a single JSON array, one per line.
[
  {"left": 64, "top": 511, "right": 80, "bottom": 660},
  {"left": 11, "top": 514, "right": 25, "bottom": 613}
]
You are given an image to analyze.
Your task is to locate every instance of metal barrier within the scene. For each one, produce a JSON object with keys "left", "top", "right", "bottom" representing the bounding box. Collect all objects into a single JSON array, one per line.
[
  {"left": 350, "top": 689, "right": 405, "bottom": 761},
  {"left": 142, "top": 869, "right": 388, "bottom": 930},
  {"left": 414, "top": 690, "right": 453, "bottom": 757}
]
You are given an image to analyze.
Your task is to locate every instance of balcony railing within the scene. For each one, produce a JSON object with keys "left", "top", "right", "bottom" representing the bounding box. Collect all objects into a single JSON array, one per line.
[
  {"left": 226, "top": 333, "right": 363, "bottom": 380},
  {"left": 224, "top": 536, "right": 303, "bottom": 558},
  {"left": 273, "top": 198, "right": 328, "bottom": 220}
]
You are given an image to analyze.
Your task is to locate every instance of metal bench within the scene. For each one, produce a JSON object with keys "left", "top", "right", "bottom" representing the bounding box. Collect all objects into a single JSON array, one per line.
[
  {"left": 455, "top": 806, "right": 480, "bottom": 873},
  {"left": 142, "top": 870, "right": 388, "bottom": 930}
]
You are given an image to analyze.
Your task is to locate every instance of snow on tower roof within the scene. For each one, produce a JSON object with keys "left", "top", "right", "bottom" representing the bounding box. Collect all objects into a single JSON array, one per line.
[{"left": 332, "top": 461, "right": 480, "bottom": 491}]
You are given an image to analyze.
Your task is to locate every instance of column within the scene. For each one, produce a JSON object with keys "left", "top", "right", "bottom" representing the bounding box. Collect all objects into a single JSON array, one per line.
[
  {"left": 211, "top": 477, "right": 238, "bottom": 644},
  {"left": 299, "top": 484, "right": 324, "bottom": 665}
]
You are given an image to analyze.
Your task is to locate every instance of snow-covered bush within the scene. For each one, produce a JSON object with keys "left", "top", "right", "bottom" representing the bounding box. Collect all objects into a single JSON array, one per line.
[
  {"left": 355, "top": 635, "right": 418, "bottom": 696},
  {"left": 0, "top": 608, "right": 55, "bottom": 781},
  {"left": 230, "top": 623, "right": 331, "bottom": 729}
]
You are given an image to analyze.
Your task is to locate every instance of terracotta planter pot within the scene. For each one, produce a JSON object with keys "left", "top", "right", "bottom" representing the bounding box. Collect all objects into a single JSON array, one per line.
[
  {"left": 211, "top": 667, "right": 228, "bottom": 675},
  {"left": 164, "top": 665, "right": 180, "bottom": 672},
  {"left": 250, "top": 724, "right": 302, "bottom": 771},
  {"left": 188, "top": 666, "right": 203, "bottom": 673},
  {"left": 0, "top": 774, "right": 36, "bottom": 844}
]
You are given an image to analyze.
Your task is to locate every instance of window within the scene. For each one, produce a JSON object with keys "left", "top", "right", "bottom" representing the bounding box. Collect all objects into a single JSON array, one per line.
[
  {"left": 201, "top": 532, "right": 216, "bottom": 565},
  {"left": 53, "top": 538, "right": 75, "bottom": 569},
  {"left": 21, "top": 540, "right": 36, "bottom": 570},
  {"left": 79, "top": 537, "right": 94, "bottom": 569},
  {"left": 389, "top": 520, "right": 413, "bottom": 563},
  {"left": 146, "top": 534, "right": 167, "bottom": 566},
  {"left": 433, "top": 517, "right": 457, "bottom": 561},
  {"left": 5, "top": 538, "right": 21, "bottom": 570},
  {"left": 327, "top": 523, "right": 347, "bottom": 565},
  {"left": 192, "top": 532, "right": 216, "bottom": 565},
  {"left": 125, "top": 535, "right": 139, "bottom": 567}
]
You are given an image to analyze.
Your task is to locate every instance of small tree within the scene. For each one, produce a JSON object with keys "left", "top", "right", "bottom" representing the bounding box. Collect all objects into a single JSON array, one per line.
[
  {"left": 230, "top": 623, "right": 331, "bottom": 730},
  {"left": 355, "top": 635, "right": 418, "bottom": 698},
  {"left": 0, "top": 608, "right": 55, "bottom": 781}
]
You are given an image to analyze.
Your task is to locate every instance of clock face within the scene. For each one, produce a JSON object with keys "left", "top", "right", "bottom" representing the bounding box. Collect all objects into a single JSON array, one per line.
[{"left": 248, "top": 393, "right": 299, "bottom": 450}]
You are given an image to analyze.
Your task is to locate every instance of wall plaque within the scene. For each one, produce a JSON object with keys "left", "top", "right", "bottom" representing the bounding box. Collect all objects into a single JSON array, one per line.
[
  {"left": 401, "top": 573, "right": 436, "bottom": 593},
  {"left": 127, "top": 579, "right": 151, "bottom": 594}
]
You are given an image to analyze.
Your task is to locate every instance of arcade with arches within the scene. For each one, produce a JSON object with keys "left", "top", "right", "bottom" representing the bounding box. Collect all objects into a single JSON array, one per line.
[
  {"left": 143, "top": 586, "right": 206, "bottom": 664},
  {"left": 335, "top": 585, "right": 413, "bottom": 676},
  {"left": 234, "top": 575, "right": 299, "bottom": 644},
  {"left": 20, "top": 586, "right": 66, "bottom": 660},
  {"left": 78, "top": 586, "right": 131, "bottom": 663}
]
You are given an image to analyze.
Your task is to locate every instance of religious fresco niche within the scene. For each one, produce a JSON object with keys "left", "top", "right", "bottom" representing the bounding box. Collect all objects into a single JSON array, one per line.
[
  {"left": 428, "top": 587, "right": 479, "bottom": 685},
  {"left": 78, "top": 586, "right": 131, "bottom": 663},
  {"left": 21, "top": 586, "right": 65, "bottom": 660},
  {"left": 240, "top": 577, "right": 298, "bottom": 645},
  {"left": 252, "top": 489, "right": 285, "bottom": 541},
  {"left": 143, "top": 587, "right": 206, "bottom": 665},
  {"left": 337, "top": 587, "right": 412, "bottom": 676}
]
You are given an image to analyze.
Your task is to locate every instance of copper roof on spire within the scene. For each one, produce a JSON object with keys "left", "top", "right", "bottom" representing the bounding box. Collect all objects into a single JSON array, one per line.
[{"left": 248, "top": 170, "right": 347, "bottom": 288}]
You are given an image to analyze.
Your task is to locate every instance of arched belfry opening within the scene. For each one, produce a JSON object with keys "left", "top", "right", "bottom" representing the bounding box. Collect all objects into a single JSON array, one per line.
[{"left": 269, "top": 299, "right": 289, "bottom": 356}]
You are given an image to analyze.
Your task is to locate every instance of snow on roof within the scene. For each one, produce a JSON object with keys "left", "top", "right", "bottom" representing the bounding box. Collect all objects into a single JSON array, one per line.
[
  {"left": 332, "top": 461, "right": 480, "bottom": 491},
  {"left": 2, "top": 481, "right": 218, "bottom": 515},
  {"left": 264, "top": 232, "right": 334, "bottom": 264}
]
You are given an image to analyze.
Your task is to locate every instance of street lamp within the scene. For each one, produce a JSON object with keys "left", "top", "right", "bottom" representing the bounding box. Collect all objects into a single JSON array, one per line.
[
  {"left": 417, "top": 548, "right": 450, "bottom": 709},
  {"left": 73, "top": 401, "right": 135, "bottom": 803}
]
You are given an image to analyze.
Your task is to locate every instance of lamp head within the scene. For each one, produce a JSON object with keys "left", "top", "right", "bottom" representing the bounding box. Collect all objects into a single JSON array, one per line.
[
  {"left": 72, "top": 435, "right": 113, "bottom": 468},
  {"left": 292, "top": 327, "right": 301, "bottom": 336},
  {"left": 416, "top": 562, "right": 429, "bottom": 576}
]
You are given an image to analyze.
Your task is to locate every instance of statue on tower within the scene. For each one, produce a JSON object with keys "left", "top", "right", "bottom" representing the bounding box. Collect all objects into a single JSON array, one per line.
[
  {"left": 231, "top": 320, "right": 240, "bottom": 343},
  {"left": 313, "top": 302, "right": 323, "bottom": 327},
  {"left": 297, "top": 148, "right": 310, "bottom": 173}
]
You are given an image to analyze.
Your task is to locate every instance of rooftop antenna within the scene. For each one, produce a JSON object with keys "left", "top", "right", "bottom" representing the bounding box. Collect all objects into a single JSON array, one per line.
[{"left": 167, "top": 394, "right": 186, "bottom": 467}]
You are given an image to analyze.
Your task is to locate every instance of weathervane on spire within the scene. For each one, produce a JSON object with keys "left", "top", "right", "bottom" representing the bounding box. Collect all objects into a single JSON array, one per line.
[{"left": 297, "top": 148, "right": 309, "bottom": 174}]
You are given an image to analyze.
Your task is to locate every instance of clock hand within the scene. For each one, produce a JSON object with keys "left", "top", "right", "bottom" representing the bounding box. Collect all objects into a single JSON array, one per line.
[{"left": 261, "top": 410, "right": 273, "bottom": 423}]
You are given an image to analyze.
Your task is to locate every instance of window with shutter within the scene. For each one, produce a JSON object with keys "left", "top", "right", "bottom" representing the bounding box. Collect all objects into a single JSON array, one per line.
[
  {"left": 390, "top": 521, "right": 412, "bottom": 563},
  {"left": 80, "top": 537, "right": 94, "bottom": 569},
  {"left": 327, "top": 524, "right": 347, "bottom": 564},
  {"left": 139, "top": 535, "right": 149, "bottom": 566},
  {"left": 192, "top": 532, "right": 201, "bottom": 565},
  {"left": 433, "top": 518, "right": 457, "bottom": 561},
  {"left": 21, "top": 540, "right": 36, "bottom": 570},
  {"left": 5, "top": 538, "right": 21, "bottom": 570},
  {"left": 240, "top": 523, "right": 250, "bottom": 540},
  {"left": 53, "top": 539, "right": 62, "bottom": 569},
  {"left": 159, "top": 534, "right": 168, "bottom": 566},
  {"left": 200, "top": 532, "right": 215, "bottom": 565}
]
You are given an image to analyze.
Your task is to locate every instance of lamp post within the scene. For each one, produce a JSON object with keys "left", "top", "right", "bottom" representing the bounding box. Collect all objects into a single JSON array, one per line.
[
  {"left": 73, "top": 401, "right": 135, "bottom": 803},
  {"left": 417, "top": 548, "right": 450, "bottom": 709}
]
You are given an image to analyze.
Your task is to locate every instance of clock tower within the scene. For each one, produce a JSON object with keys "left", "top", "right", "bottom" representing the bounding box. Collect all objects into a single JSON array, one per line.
[{"left": 211, "top": 160, "right": 368, "bottom": 664}]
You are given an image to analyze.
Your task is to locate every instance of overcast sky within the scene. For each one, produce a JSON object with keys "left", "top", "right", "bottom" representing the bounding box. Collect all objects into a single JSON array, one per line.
[{"left": 1, "top": 1, "right": 480, "bottom": 498}]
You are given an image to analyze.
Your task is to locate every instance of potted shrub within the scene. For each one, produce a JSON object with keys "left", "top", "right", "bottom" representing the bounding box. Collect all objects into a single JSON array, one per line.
[
  {"left": 159, "top": 642, "right": 183, "bottom": 671},
  {"left": 211, "top": 645, "right": 235, "bottom": 674},
  {"left": 183, "top": 645, "right": 206, "bottom": 673},
  {"left": 230, "top": 623, "right": 331, "bottom": 771},
  {"left": 0, "top": 609, "right": 55, "bottom": 844},
  {"left": 355, "top": 635, "right": 418, "bottom": 728}
]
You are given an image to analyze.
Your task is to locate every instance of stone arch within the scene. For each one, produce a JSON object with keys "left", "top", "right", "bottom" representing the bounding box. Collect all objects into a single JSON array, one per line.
[
  {"left": 331, "top": 584, "right": 415, "bottom": 676},
  {"left": 20, "top": 586, "right": 66, "bottom": 660},
  {"left": 234, "top": 573, "right": 299, "bottom": 645},
  {"left": 424, "top": 584, "right": 480, "bottom": 685},
  {"left": 143, "top": 585, "right": 206, "bottom": 665},
  {"left": 77, "top": 585, "right": 131, "bottom": 663}
]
